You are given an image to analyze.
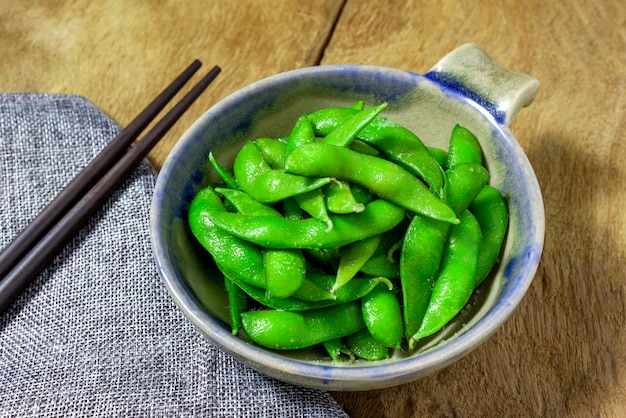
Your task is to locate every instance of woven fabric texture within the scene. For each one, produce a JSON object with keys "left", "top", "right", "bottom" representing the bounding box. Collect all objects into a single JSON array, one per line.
[{"left": 0, "top": 94, "right": 349, "bottom": 418}]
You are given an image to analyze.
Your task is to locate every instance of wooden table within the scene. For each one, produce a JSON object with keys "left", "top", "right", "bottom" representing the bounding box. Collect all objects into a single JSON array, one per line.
[{"left": 2, "top": 0, "right": 624, "bottom": 416}]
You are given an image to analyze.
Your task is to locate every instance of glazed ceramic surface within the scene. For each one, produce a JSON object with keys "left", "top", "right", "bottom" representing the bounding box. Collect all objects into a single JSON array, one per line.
[{"left": 150, "top": 43, "right": 544, "bottom": 391}]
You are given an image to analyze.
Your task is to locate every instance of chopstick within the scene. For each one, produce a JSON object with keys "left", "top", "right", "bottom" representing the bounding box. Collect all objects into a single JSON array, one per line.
[
  {"left": 0, "top": 62, "right": 221, "bottom": 313},
  {"left": 0, "top": 60, "right": 202, "bottom": 279}
]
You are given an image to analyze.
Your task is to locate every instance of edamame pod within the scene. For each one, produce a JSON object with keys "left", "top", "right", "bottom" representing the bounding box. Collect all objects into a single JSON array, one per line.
[
  {"left": 280, "top": 196, "right": 342, "bottom": 269},
  {"left": 264, "top": 248, "right": 306, "bottom": 299},
  {"left": 333, "top": 234, "right": 381, "bottom": 292},
  {"left": 443, "top": 163, "right": 490, "bottom": 215},
  {"left": 470, "top": 185, "right": 509, "bottom": 287},
  {"left": 307, "top": 106, "right": 355, "bottom": 136},
  {"left": 307, "top": 106, "right": 445, "bottom": 193},
  {"left": 321, "top": 103, "right": 387, "bottom": 147},
  {"left": 188, "top": 187, "right": 266, "bottom": 288},
  {"left": 294, "top": 188, "right": 333, "bottom": 231},
  {"left": 234, "top": 141, "right": 332, "bottom": 203},
  {"left": 306, "top": 273, "right": 393, "bottom": 302},
  {"left": 241, "top": 301, "right": 365, "bottom": 350},
  {"left": 324, "top": 181, "right": 365, "bottom": 214},
  {"left": 285, "top": 142, "right": 458, "bottom": 224},
  {"left": 359, "top": 254, "right": 400, "bottom": 279},
  {"left": 205, "top": 198, "right": 406, "bottom": 249},
  {"left": 408, "top": 210, "right": 482, "bottom": 349},
  {"left": 400, "top": 215, "right": 450, "bottom": 339},
  {"left": 344, "top": 328, "right": 390, "bottom": 361},
  {"left": 209, "top": 152, "right": 238, "bottom": 190},
  {"left": 445, "top": 124, "right": 483, "bottom": 169},
  {"left": 216, "top": 187, "right": 308, "bottom": 299},
  {"left": 322, "top": 338, "right": 354, "bottom": 361},
  {"left": 362, "top": 285, "right": 403, "bottom": 348},
  {"left": 427, "top": 146, "right": 448, "bottom": 169},
  {"left": 357, "top": 118, "right": 446, "bottom": 194},
  {"left": 350, "top": 100, "right": 365, "bottom": 110},
  {"left": 232, "top": 278, "right": 333, "bottom": 311},
  {"left": 215, "top": 187, "right": 282, "bottom": 218},
  {"left": 286, "top": 114, "right": 315, "bottom": 154},
  {"left": 231, "top": 271, "right": 392, "bottom": 311},
  {"left": 255, "top": 137, "right": 288, "bottom": 169},
  {"left": 348, "top": 140, "right": 380, "bottom": 156},
  {"left": 224, "top": 277, "right": 247, "bottom": 335}
]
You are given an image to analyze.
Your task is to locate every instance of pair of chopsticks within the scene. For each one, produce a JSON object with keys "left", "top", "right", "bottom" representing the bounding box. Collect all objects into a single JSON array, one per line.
[{"left": 0, "top": 60, "right": 221, "bottom": 313}]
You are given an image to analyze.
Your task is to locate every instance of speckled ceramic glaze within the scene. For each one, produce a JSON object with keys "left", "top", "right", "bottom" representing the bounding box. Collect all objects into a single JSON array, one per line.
[{"left": 150, "top": 43, "right": 544, "bottom": 391}]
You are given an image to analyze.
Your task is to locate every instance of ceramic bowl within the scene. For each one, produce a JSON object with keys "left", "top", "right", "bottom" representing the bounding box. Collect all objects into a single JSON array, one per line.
[{"left": 150, "top": 43, "right": 544, "bottom": 391}]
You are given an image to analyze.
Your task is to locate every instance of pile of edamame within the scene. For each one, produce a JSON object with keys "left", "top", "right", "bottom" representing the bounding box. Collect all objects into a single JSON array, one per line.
[{"left": 188, "top": 101, "right": 508, "bottom": 361}]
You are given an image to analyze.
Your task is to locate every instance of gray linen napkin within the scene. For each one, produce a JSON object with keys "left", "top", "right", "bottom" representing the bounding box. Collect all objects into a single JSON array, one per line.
[{"left": 0, "top": 93, "right": 349, "bottom": 418}]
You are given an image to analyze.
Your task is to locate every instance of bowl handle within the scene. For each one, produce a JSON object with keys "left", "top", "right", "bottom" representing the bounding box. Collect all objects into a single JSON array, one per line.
[{"left": 427, "top": 43, "right": 539, "bottom": 126}]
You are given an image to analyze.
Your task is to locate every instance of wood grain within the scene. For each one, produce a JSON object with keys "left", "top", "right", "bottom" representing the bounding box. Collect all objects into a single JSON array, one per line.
[
  {"left": 0, "top": 0, "right": 344, "bottom": 169},
  {"left": 324, "top": 0, "right": 626, "bottom": 416},
  {"left": 1, "top": 0, "right": 625, "bottom": 416}
]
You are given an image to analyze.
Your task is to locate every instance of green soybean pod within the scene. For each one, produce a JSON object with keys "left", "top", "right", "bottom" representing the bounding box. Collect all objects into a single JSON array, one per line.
[
  {"left": 333, "top": 234, "right": 381, "bottom": 292},
  {"left": 232, "top": 279, "right": 333, "bottom": 312},
  {"left": 215, "top": 187, "right": 308, "bottom": 299},
  {"left": 235, "top": 282, "right": 319, "bottom": 310},
  {"left": 350, "top": 183, "right": 374, "bottom": 205},
  {"left": 322, "top": 338, "right": 354, "bottom": 361},
  {"left": 470, "top": 185, "right": 509, "bottom": 287},
  {"left": 445, "top": 124, "right": 483, "bottom": 169},
  {"left": 307, "top": 106, "right": 354, "bottom": 136},
  {"left": 241, "top": 301, "right": 365, "bottom": 350},
  {"left": 188, "top": 187, "right": 266, "bottom": 289},
  {"left": 280, "top": 198, "right": 342, "bottom": 269},
  {"left": 215, "top": 187, "right": 282, "bottom": 218},
  {"left": 290, "top": 277, "right": 337, "bottom": 302},
  {"left": 357, "top": 118, "right": 446, "bottom": 194},
  {"left": 359, "top": 253, "right": 399, "bottom": 279},
  {"left": 400, "top": 215, "right": 450, "bottom": 339},
  {"left": 324, "top": 181, "right": 365, "bottom": 214},
  {"left": 209, "top": 152, "right": 238, "bottom": 190},
  {"left": 281, "top": 196, "right": 305, "bottom": 220},
  {"left": 350, "top": 100, "right": 365, "bottom": 110},
  {"left": 348, "top": 140, "right": 380, "bottom": 156},
  {"left": 344, "top": 328, "right": 390, "bottom": 361},
  {"left": 255, "top": 137, "right": 288, "bottom": 169},
  {"left": 427, "top": 146, "right": 448, "bottom": 170},
  {"left": 284, "top": 142, "right": 458, "bottom": 224},
  {"left": 361, "top": 285, "right": 403, "bottom": 348},
  {"left": 321, "top": 103, "right": 387, "bottom": 147},
  {"left": 233, "top": 141, "right": 332, "bottom": 203},
  {"left": 294, "top": 188, "right": 333, "bottom": 231},
  {"left": 264, "top": 248, "right": 307, "bottom": 299},
  {"left": 205, "top": 198, "right": 406, "bottom": 249},
  {"left": 307, "top": 106, "right": 446, "bottom": 194},
  {"left": 444, "top": 163, "right": 490, "bottom": 215},
  {"left": 286, "top": 114, "right": 315, "bottom": 154},
  {"left": 224, "top": 277, "right": 248, "bottom": 335},
  {"left": 306, "top": 274, "right": 393, "bottom": 304},
  {"left": 232, "top": 274, "right": 393, "bottom": 312},
  {"left": 408, "top": 210, "right": 482, "bottom": 349}
]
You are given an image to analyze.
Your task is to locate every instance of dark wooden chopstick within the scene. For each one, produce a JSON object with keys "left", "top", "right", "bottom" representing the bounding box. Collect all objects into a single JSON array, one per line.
[
  {"left": 0, "top": 63, "right": 221, "bottom": 313},
  {"left": 0, "top": 60, "right": 202, "bottom": 279}
]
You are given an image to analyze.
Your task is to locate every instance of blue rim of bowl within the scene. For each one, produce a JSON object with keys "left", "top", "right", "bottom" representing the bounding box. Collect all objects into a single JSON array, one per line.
[{"left": 151, "top": 64, "right": 545, "bottom": 389}]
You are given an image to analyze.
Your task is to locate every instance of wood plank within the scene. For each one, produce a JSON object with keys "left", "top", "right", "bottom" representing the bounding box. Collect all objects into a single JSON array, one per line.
[
  {"left": 0, "top": 0, "right": 344, "bottom": 168},
  {"left": 324, "top": 0, "right": 626, "bottom": 416},
  {"left": 2, "top": 0, "right": 625, "bottom": 416}
]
